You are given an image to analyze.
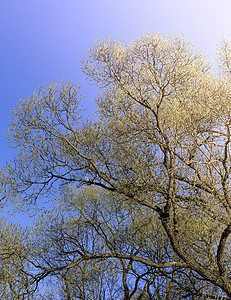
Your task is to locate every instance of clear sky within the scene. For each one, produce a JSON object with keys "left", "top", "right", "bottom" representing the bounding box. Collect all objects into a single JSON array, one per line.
[{"left": 1, "top": 0, "right": 231, "bottom": 165}]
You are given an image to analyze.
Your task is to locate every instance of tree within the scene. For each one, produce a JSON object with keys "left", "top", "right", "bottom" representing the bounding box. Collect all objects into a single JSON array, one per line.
[
  {"left": 3, "top": 186, "right": 223, "bottom": 299},
  {"left": 1, "top": 32, "right": 231, "bottom": 298},
  {"left": 33, "top": 186, "right": 226, "bottom": 299}
]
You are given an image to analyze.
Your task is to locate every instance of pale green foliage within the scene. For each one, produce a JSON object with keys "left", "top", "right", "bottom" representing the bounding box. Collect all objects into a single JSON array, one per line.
[{"left": 1, "top": 33, "right": 231, "bottom": 298}]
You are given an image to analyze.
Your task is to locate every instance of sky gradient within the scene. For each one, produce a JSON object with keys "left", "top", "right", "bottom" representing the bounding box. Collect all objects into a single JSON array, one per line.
[{"left": 1, "top": 0, "right": 231, "bottom": 164}]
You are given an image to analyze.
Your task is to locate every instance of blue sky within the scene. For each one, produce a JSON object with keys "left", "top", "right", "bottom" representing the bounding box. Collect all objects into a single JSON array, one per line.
[{"left": 1, "top": 0, "right": 231, "bottom": 165}]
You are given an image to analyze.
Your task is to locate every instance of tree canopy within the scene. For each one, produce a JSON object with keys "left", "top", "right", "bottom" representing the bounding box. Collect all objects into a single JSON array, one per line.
[{"left": 1, "top": 33, "right": 231, "bottom": 299}]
